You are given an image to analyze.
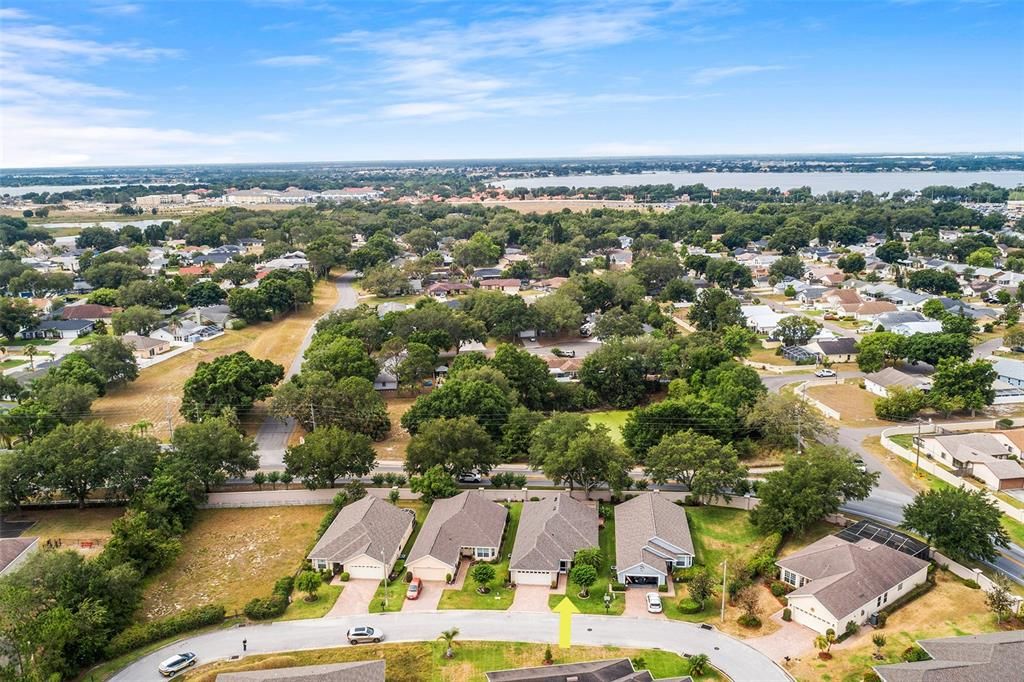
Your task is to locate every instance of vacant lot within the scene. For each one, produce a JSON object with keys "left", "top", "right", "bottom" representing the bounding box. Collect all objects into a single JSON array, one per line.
[
  {"left": 787, "top": 570, "right": 1002, "bottom": 682},
  {"left": 139, "top": 505, "right": 328, "bottom": 621},
  {"left": 587, "top": 410, "right": 630, "bottom": 443},
  {"left": 91, "top": 278, "right": 339, "bottom": 436},
  {"left": 183, "top": 641, "right": 711, "bottom": 682},
  {"left": 805, "top": 382, "right": 883, "bottom": 425},
  {"left": 372, "top": 398, "right": 417, "bottom": 460},
  {"left": 9, "top": 507, "right": 123, "bottom": 555}
]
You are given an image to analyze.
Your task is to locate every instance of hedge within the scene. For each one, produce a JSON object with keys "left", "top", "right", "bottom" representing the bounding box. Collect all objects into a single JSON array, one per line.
[
  {"left": 244, "top": 595, "right": 288, "bottom": 620},
  {"left": 745, "top": 532, "right": 783, "bottom": 578},
  {"left": 106, "top": 604, "right": 225, "bottom": 658}
]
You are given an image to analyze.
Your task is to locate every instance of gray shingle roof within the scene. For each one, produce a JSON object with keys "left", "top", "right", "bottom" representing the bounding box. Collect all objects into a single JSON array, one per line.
[
  {"left": 486, "top": 657, "right": 688, "bottom": 682},
  {"left": 510, "top": 494, "right": 598, "bottom": 573},
  {"left": 216, "top": 661, "right": 385, "bottom": 682},
  {"left": 614, "top": 493, "right": 694, "bottom": 574},
  {"left": 777, "top": 535, "right": 928, "bottom": 619},
  {"left": 874, "top": 631, "right": 1024, "bottom": 682},
  {"left": 407, "top": 491, "right": 507, "bottom": 569},
  {"left": 0, "top": 537, "right": 36, "bottom": 574},
  {"left": 865, "top": 367, "right": 931, "bottom": 390},
  {"left": 307, "top": 496, "right": 413, "bottom": 566}
]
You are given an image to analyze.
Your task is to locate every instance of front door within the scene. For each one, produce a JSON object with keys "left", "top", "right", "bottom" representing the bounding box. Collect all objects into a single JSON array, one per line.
[{"left": 558, "top": 560, "right": 569, "bottom": 573}]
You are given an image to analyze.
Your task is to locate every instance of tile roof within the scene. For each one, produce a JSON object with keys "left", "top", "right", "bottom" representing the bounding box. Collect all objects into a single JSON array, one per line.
[
  {"left": 307, "top": 496, "right": 413, "bottom": 566},
  {"left": 407, "top": 491, "right": 507, "bottom": 569},
  {"left": 216, "top": 661, "right": 385, "bottom": 682},
  {"left": 615, "top": 493, "right": 694, "bottom": 574},
  {"left": 874, "top": 631, "right": 1024, "bottom": 682},
  {"left": 60, "top": 303, "right": 119, "bottom": 319},
  {"left": 510, "top": 494, "right": 598, "bottom": 573},
  {"left": 777, "top": 535, "right": 928, "bottom": 619}
]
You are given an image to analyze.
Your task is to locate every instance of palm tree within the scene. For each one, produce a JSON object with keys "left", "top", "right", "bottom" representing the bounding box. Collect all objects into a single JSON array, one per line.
[
  {"left": 130, "top": 420, "right": 153, "bottom": 436},
  {"left": 438, "top": 627, "right": 459, "bottom": 659},
  {"left": 688, "top": 653, "right": 710, "bottom": 676},
  {"left": 872, "top": 633, "right": 886, "bottom": 659},
  {"left": 815, "top": 628, "right": 837, "bottom": 659},
  {"left": 24, "top": 344, "right": 37, "bottom": 370}
]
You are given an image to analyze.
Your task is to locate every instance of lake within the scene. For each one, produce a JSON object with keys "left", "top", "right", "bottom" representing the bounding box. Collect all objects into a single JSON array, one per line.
[
  {"left": 490, "top": 170, "right": 1024, "bottom": 194},
  {"left": 38, "top": 220, "right": 180, "bottom": 230},
  {"left": 0, "top": 184, "right": 118, "bottom": 196}
]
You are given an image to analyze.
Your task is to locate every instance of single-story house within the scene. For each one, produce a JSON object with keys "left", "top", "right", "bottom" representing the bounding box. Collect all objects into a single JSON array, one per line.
[
  {"left": 470, "top": 268, "right": 504, "bottom": 280},
  {"left": 797, "top": 286, "right": 830, "bottom": 304},
  {"left": 426, "top": 281, "right": 473, "bottom": 298},
  {"left": 890, "top": 320, "right": 944, "bottom": 336},
  {"left": 121, "top": 334, "right": 171, "bottom": 359},
  {"left": 842, "top": 300, "right": 899, "bottom": 321},
  {"left": 991, "top": 357, "right": 1024, "bottom": 388},
  {"left": 614, "top": 493, "right": 694, "bottom": 587},
  {"left": 509, "top": 494, "right": 598, "bottom": 586},
  {"left": 485, "top": 658, "right": 683, "bottom": 682},
  {"left": 479, "top": 278, "right": 523, "bottom": 295},
  {"left": 608, "top": 249, "right": 633, "bottom": 267},
  {"left": 740, "top": 304, "right": 786, "bottom": 335},
  {"left": 406, "top": 491, "right": 508, "bottom": 582},
  {"left": 377, "top": 301, "right": 412, "bottom": 317},
  {"left": 60, "top": 303, "right": 120, "bottom": 322},
  {"left": 20, "top": 319, "right": 94, "bottom": 339},
  {"left": 820, "top": 288, "right": 864, "bottom": 310},
  {"left": 873, "top": 311, "right": 927, "bottom": 331},
  {"left": 805, "top": 337, "right": 858, "bottom": 363},
  {"left": 864, "top": 367, "right": 932, "bottom": 398},
  {"left": 918, "top": 432, "right": 1024, "bottom": 491},
  {"left": 545, "top": 356, "right": 582, "bottom": 382},
  {"left": 177, "top": 264, "right": 217, "bottom": 277},
  {"left": 189, "top": 304, "right": 233, "bottom": 328},
  {"left": 0, "top": 537, "right": 38, "bottom": 576},
  {"left": 216, "top": 660, "right": 386, "bottom": 682},
  {"left": 151, "top": 320, "right": 219, "bottom": 343},
  {"left": 777, "top": 534, "right": 929, "bottom": 634},
  {"left": 874, "top": 631, "right": 1024, "bottom": 682},
  {"left": 374, "top": 369, "right": 398, "bottom": 391},
  {"left": 307, "top": 496, "right": 414, "bottom": 579}
]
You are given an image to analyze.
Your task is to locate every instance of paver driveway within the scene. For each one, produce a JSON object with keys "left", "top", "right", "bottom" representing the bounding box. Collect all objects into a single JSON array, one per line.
[
  {"left": 510, "top": 584, "right": 553, "bottom": 612},
  {"left": 401, "top": 581, "right": 443, "bottom": 612},
  {"left": 327, "top": 579, "right": 378, "bottom": 616},
  {"left": 624, "top": 588, "right": 666, "bottom": 618}
]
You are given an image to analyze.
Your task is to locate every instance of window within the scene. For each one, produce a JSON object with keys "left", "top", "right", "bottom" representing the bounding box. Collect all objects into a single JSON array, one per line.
[
  {"left": 475, "top": 547, "right": 494, "bottom": 559},
  {"left": 898, "top": 582, "right": 904, "bottom": 591},
  {"left": 876, "top": 596, "right": 882, "bottom": 608},
  {"left": 314, "top": 559, "right": 327, "bottom": 570},
  {"left": 782, "top": 569, "right": 801, "bottom": 587}
]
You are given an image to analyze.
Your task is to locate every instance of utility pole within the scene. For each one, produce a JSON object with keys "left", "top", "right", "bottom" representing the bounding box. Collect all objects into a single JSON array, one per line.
[
  {"left": 720, "top": 559, "right": 727, "bottom": 623},
  {"left": 914, "top": 419, "right": 922, "bottom": 472},
  {"left": 165, "top": 400, "right": 175, "bottom": 440}
]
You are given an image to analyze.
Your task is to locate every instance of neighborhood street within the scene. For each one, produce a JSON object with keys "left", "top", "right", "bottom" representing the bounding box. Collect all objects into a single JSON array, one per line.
[{"left": 110, "top": 610, "right": 791, "bottom": 682}]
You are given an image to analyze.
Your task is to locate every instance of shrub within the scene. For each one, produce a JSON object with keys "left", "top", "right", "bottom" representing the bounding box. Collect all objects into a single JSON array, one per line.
[
  {"left": 244, "top": 595, "right": 287, "bottom": 620},
  {"left": 228, "top": 319, "right": 247, "bottom": 330},
  {"left": 862, "top": 673, "right": 882, "bottom": 682},
  {"left": 875, "top": 612, "right": 888, "bottom": 628},
  {"left": 393, "top": 474, "right": 407, "bottom": 486},
  {"left": 611, "top": 582, "right": 626, "bottom": 592},
  {"left": 658, "top": 583, "right": 668, "bottom": 593},
  {"left": 674, "top": 566, "right": 701, "bottom": 583},
  {"left": 844, "top": 620, "right": 860, "bottom": 638},
  {"left": 339, "top": 571, "right": 350, "bottom": 582},
  {"left": 782, "top": 607, "right": 792, "bottom": 621},
  {"left": 383, "top": 472, "right": 397, "bottom": 485},
  {"left": 372, "top": 473, "right": 386, "bottom": 486},
  {"left": 530, "top": 496, "right": 540, "bottom": 502},
  {"left": 106, "top": 604, "right": 225, "bottom": 657},
  {"left": 678, "top": 598, "right": 703, "bottom": 614},
  {"left": 997, "top": 418, "right": 1014, "bottom": 429},
  {"left": 273, "top": 576, "right": 294, "bottom": 597},
  {"left": 902, "top": 646, "right": 931, "bottom": 662},
  {"left": 404, "top": 571, "right": 413, "bottom": 583},
  {"left": 445, "top": 572, "right": 453, "bottom": 583},
  {"left": 745, "top": 532, "right": 783, "bottom": 577},
  {"left": 769, "top": 581, "right": 789, "bottom": 598},
  {"left": 964, "top": 579, "right": 980, "bottom": 589},
  {"left": 737, "top": 614, "right": 762, "bottom": 628}
]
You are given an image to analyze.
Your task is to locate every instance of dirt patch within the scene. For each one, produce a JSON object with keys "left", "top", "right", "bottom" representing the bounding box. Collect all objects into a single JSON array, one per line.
[
  {"left": 139, "top": 505, "right": 328, "bottom": 620},
  {"left": 805, "top": 382, "right": 885, "bottom": 425},
  {"left": 91, "top": 278, "right": 339, "bottom": 437},
  {"left": 372, "top": 398, "right": 417, "bottom": 460}
]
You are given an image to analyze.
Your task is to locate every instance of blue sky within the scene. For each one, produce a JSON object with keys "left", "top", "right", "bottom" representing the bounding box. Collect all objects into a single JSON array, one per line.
[{"left": 1, "top": 0, "right": 1022, "bottom": 168}]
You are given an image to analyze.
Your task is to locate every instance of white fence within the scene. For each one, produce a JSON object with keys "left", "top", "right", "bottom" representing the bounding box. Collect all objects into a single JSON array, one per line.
[
  {"left": 934, "top": 550, "right": 1024, "bottom": 615},
  {"left": 879, "top": 420, "right": 1024, "bottom": 524},
  {"left": 794, "top": 379, "right": 843, "bottom": 419}
]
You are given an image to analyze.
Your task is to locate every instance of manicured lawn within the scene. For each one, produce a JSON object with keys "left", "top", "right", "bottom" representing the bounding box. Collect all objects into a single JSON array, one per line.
[
  {"left": 787, "top": 570, "right": 1004, "bottom": 682},
  {"left": 587, "top": 410, "right": 630, "bottom": 443},
  {"left": 438, "top": 503, "right": 521, "bottom": 610},
  {"left": 1, "top": 338, "right": 59, "bottom": 347},
  {"left": 279, "top": 584, "right": 342, "bottom": 620},
  {"left": 182, "top": 641, "right": 713, "bottom": 682},
  {"left": 369, "top": 500, "right": 429, "bottom": 613},
  {"left": 548, "top": 513, "right": 625, "bottom": 615},
  {"left": 139, "top": 505, "right": 329, "bottom": 621},
  {"left": 71, "top": 333, "right": 107, "bottom": 346},
  {"left": 0, "top": 358, "right": 25, "bottom": 368},
  {"left": 1003, "top": 516, "right": 1024, "bottom": 547}
]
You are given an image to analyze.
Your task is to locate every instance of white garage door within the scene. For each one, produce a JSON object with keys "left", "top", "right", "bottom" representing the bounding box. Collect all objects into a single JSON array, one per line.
[
  {"left": 513, "top": 570, "right": 553, "bottom": 586},
  {"left": 411, "top": 565, "right": 450, "bottom": 582},
  {"left": 345, "top": 563, "right": 383, "bottom": 580}
]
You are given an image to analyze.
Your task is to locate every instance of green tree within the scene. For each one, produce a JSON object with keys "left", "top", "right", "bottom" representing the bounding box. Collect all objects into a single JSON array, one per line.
[
  {"left": 227, "top": 287, "right": 269, "bottom": 323},
  {"left": 986, "top": 574, "right": 1015, "bottom": 624},
  {"left": 295, "top": 570, "right": 323, "bottom": 601},
  {"left": 81, "top": 334, "right": 139, "bottom": 384},
  {"left": 856, "top": 332, "right": 907, "bottom": 372},
  {"left": 837, "top": 252, "right": 865, "bottom": 273},
  {"left": 1004, "top": 325, "right": 1024, "bottom": 349},
  {"left": 530, "top": 415, "right": 631, "bottom": 497},
  {"left": 532, "top": 291, "right": 585, "bottom": 335},
  {"left": 170, "top": 416, "right": 258, "bottom": 491},
  {"left": 304, "top": 336, "right": 378, "bottom": 382},
  {"left": 569, "top": 563, "right": 598, "bottom": 598},
  {"left": 902, "top": 488, "right": 1009, "bottom": 562},
  {"left": 395, "top": 342, "right": 439, "bottom": 391},
  {"left": 271, "top": 372, "right": 391, "bottom": 440},
  {"left": 579, "top": 339, "right": 647, "bottom": 408},
  {"left": 401, "top": 378, "right": 515, "bottom": 437},
  {"left": 772, "top": 315, "right": 821, "bottom": 346},
  {"left": 25, "top": 420, "right": 122, "bottom": 508},
  {"left": 498, "top": 407, "right": 545, "bottom": 461},
  {"left": 46, "top": 352, "right": 106, "bottom": 395},
  {"left": 904, "top": 332, "right": 971, "bottom": 367},
  {"left": 216, "top": 261, "right": 256, "bottom": 285},
  {"left": 491, "top": 343, "right": 556, "bottom": 410},
  {"left": 186, "top": 281, "right": 226, "bottom": 307},
  {"left": 116, "top": 279, "right": 183, "bottom": 309},
  {"left": 112, "top": 305, "right": 164, "bottom": 335},
  {"left": 284, "top": 426, "right": 376, "bottom": 489},
  {"left": 929, "top": 357, "right": 996, "bottom": 416},
  {"left": 438, "top": 627, "right": 460, "bottom": 659},
  {"left": 361, "top": 264, "right": 411, "bottom": 297},
  {"left": 471, "top": 563, "right": 496, "bottom": 593},
  {"left": 874, "top": 386, "right": 928, "bottom": 420},
  {"left": 768, "top": 255, "right": 805, "bottom": 281},
  {"left": 751, "top": 446, "right": 879, "bottom": 534},
  {"left": 875, "top": 241, "right": 908, "bottom": 264},
  {"left": 405, "top": 416, "right": 497, "bottom": 477},
  {"left": 907, "top": 269, "right": 960, "bottom": 295},
  {"left": 0, "top": 297, "right": 38, "bottom": 340},
  {"left": 644, "top": 430, "right": 747, "bottom": 502},
  {"left": 688, "top": 288, "right": 746, "bottom": 332},
  {"left": 409, "top": 464, "right": 459, "bottom": 503},
  {"left": 721, "top": 325, "right": 757, "bottom": 357},
  {"left": 181, "top": 351, "right": 284, "bottom": 421},
  {"left": 623, "top": 396, "right": 736, "bottom": 456},
  {"left": 922, "top": 298, "right": 948, "bottom": 319},
  {"left": 688, "top": 569, "right": 715, "bottom": 609}
]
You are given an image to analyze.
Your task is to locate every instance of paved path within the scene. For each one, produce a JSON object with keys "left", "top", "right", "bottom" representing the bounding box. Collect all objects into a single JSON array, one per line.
[
  {"left": 110, "top": 610, "right": 792, "bottom": 682},
  {"left": 255, "top": 273, "right": 359, "bottom": 469}
]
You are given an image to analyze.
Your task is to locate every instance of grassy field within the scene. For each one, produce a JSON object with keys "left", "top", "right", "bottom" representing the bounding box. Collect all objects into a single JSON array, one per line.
[
  {"left": 587, "top": 410, "right": 630, "bottom": 443},
  {"left": 139, "top": 505, "right": 328, "bottom": 621},
  {"left": 439, "top": 503, "right": 521, "bottom": 610},
  {"left": 747, "top": 347, "right": 798, "bottom": 367},
  {"left": 370, "top": 500, "right": 429, "bottom": 613},
  {"left": 91, "top": 277, "right": 339, "bottom": 436},
  {"left": 181, "top": 641, "right": 712, "bottom": 682},
  {"left": 279, "top": 584, "right": 343, "bottom": 620},
  {"left": 805, "top": 382, "right": 884, "bottom": 425},
  {"left": 787, "top": 570, "right": 1004, "bottom": 682},
  {"left": 371, "top": 397, "right": 417, "bottom": 460},
  {"left": 8, "top": 507, "right": 123, "bottom": 554},
  {"left": 548, "top": 512, "right": 624, "bottom": 615}
]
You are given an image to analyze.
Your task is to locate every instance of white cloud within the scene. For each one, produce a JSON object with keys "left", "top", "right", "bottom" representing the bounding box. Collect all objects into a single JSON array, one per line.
[
  {"left": 690, "top": 64, "right": 783, "bottom": 85},
  {"left": 0, "top": 7, "right": 31, "bottom": 20},
  {"left": 91, "top": 3, "right": 144, "bottom": 16},
  {"left": 257, "top": 54, "right": 328, "bottom": 67}
]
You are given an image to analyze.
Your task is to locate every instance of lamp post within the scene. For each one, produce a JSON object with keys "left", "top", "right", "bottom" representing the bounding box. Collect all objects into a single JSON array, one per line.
[{"left": 720, "top": 559, "right": 727, "bottom": 623}]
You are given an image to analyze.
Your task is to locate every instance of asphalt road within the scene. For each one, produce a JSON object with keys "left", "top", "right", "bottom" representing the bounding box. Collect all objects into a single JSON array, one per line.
[
  {"left": 111, "top": 610, "right": 791, "bottom": 682},
  {"left": 254, "top": 273, "right": 359, "bottom": 469}
]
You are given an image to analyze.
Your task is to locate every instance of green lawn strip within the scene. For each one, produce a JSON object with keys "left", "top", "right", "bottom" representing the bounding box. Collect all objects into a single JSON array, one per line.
[
  {"left": 548, "top": 515, "right": 625, "bottom": 615},
  {"left": 438, "top": 502, "right": 521, "bottom": 610},
  {"left": 369, "top": 500, "right": 429, "bottom": 613},
  {"left": 0, "top": 359, "right": 25, "bottom": 368},
  {"left": 888, "top": 434, "right": 915, "bottom": 449},
  {"left": 2, "top": 338, "right": 59, "bottom": 347},
  {"left": 279, "top": 584, "right": 342, "bottom": 621},
  {"left": 1002, "top": 516, "right": 1024, "bottom": 547},
  {"left": 586, "top": 410, "right": 630, "bottom": 443}
]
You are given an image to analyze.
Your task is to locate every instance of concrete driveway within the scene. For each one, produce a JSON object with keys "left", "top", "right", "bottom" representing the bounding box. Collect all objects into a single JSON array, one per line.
[
  {"left": 748, "top": 612, "right": 818, "bottom": 661},
  {"left": 401, "top": 582, "right": 443, "bottom": 612},
  {"left": 510, "top": 584, "right": 554, "bottom": 612},
  {"left": 623, "top": 588, "right": 666, "bottom": 619},
  {"left": 327, "top": 579, "right": 379, "bottom": 616}
]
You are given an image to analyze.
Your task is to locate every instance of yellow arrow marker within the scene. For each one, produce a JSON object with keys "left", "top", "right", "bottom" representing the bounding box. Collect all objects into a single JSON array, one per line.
[{"left": 552, "top": 597, "right": 580, "bottom": 649}]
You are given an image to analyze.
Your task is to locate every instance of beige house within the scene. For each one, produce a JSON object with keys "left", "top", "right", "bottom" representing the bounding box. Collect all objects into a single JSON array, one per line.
[
  {"left": 918, "top": 432, "right": 1024, "bottom": 491},
  {"left": 777, "top": 535, "right": 929, "bottom": 634},
  {"left": 509, "top": 494, "right": 598, "bottom": 586},
  {"left": 614, "top": 492, "right": 694, "bottom": 587},
  {"left": 874, "top": 631, "right": 1024, "bottom": 682},
  {"left": 121, "top": 334, "right": 171, "bottom": 359},
  {"left": 406, "top": 491, "right": 507, "bottom": 582},
  {"left": 307, "top": 496, "right": 414, "bottom": 580}
]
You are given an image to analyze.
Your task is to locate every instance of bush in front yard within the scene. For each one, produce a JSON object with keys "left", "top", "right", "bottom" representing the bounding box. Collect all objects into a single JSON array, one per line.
[
  {"left": 657, "top": 583, "right": 668, "bottom": 593},
  {"left": 769, "top": 581, "right": 789, "bottom": 597},
  {"left": 678, "top": 598, "right": 703, "bottom": 614},
  {"left": 244, "top": 595, "right": 288, "bottom": 620},
  {"left": 339, "top": 571, "right": 350, "bottom": 582},
  {"left": 273, "top": 576, "right": 294, "bottom": 597},
  {"left": 106, "top": 604, "right": 225, "bottom": 658},
  {"left": 782, "top": 607, "right": 792, "bottom": 621},
  {"left": 737, "top": 614, "right": 762, "bottom": 628}
]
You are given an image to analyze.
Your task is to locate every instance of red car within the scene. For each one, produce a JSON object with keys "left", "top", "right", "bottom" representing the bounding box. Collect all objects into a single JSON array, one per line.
[{"left": 406, "top": 576, "right": 422, "bottom": 600}]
